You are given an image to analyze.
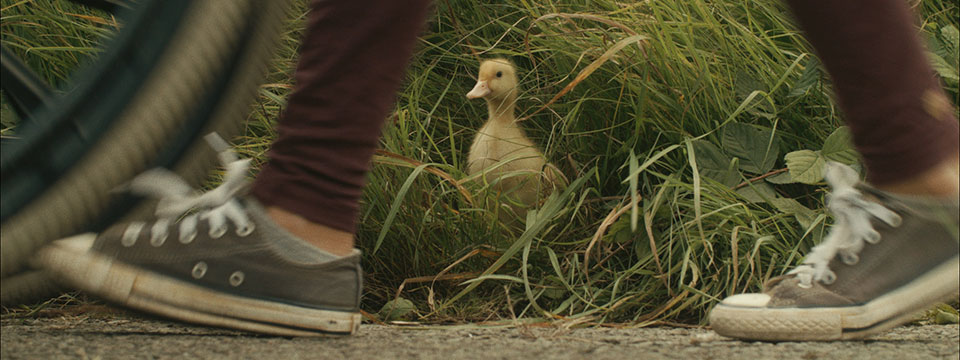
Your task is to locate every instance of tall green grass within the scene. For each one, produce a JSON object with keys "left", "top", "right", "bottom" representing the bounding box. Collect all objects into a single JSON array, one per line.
[
  {"left": 0, "top": 0, "right": 115, "bottom": 86},
  {"left": 3, "top": 0, "right": 958, "bottom": 324},
  {"left": 0, "top": 0, "right": 117, "bottom": 133},
  {"left": 342, "top": 0, "right": 959, "bottom": 324}
]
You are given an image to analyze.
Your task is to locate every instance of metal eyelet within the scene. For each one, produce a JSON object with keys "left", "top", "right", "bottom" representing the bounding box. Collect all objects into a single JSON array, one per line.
[
  {"left": 229, "top": 271, "right": 245, "bottom": 287},
  {"left": 235, "top": 223, "right": 255, "bottom": 237},
  {"left": 821, "top": 271, "right": 837, "bottom": 285},
  {"left": 192, "top": 261, "right": 208, "bottom": 279}
]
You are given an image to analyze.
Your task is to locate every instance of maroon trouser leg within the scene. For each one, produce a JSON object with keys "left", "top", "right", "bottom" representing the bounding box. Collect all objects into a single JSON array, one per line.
[
  {"left": 786, "top": 0, "right": 959, "bottom": 185},
  {"left": 252, "top": 0, "right": 433, "bottom": 232}
]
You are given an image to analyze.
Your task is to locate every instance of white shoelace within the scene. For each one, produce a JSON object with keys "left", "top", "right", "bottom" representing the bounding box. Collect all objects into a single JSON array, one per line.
[
  {"left": 788, "top": 162, "right": 902, "bottom": 288},
  {"left": 122, "top": 134, "right": 254, "bottom": 246}
]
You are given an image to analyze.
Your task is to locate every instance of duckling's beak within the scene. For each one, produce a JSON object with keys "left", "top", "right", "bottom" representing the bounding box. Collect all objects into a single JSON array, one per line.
[{"left": 466, "top": 80, "right": 490, "bottom": 99}]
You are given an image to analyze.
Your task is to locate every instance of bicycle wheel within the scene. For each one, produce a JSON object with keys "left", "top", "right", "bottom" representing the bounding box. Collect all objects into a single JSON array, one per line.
[{"left": 0, "top": 0, "right": 290, "bottom": 303}]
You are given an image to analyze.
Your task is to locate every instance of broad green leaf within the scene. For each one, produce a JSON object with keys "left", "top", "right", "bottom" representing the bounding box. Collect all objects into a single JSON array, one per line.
[
  {"left": 934, "top": 303, "right": 960, "bottom": 324},
  {"left": 923, "top": 303, "right": 960, "bottom": 325},
  {"left": 928, "top": 51, "right": 959, "bottom": 85},
  {"left": 768, "top": 197, "right": 816, "bottom": 229},
  {"left": 928, "top": 36, "right": 951, "bottom": 62},
  {"left": 821, "top": 126, "right": 859, "bottom": 164},
  {"left": 765, "top": 171, "right": 795, "bottom": 184},
  {"left": 691, "top": 140, "right": 739, "bottom": 187},
  {"left": 735, "top": 182, "right": 776, "bottom": 203},
  {"left": 935, "top": 309, "right": 960, "bottom": 324},
  {"left": 942, "top": 25, "right": 959, "bottom": 52},
  {"left": 785, "top": 150, "right": 825, "bottom": 184},
  {"left": 722, "top": 122, "right": 780, "bottom": 174},
  {"left": 605, "top": 216, "right": 635, "bottom": 244},
  {"left": 735, "top": 71, "right": 776, "bottom": 119},
  {"left": 747, "top": 98, "right": 777, "bottom": 120},
  {"left": 734, "top": 70, "right": 768, "bottom": 99},
  {"left": 378, "top": 297, "right": 416, "bottom": 321}
]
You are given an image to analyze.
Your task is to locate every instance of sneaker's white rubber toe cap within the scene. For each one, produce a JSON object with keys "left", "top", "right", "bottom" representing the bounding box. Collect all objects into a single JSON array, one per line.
[
  {"left": 53, "top": 233, "right": 97, "bottom": 252},
  {"left": 720, "top": 293, "right": 770, "bottom": 307},
  {"left": 31, "top": 233, "right": 96, "bottom": 268}
]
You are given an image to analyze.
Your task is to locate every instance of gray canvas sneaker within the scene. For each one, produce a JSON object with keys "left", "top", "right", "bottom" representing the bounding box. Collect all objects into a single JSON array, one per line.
[
  {"left": 35, "top": 135, "right": 362, "bottom": 336},
  {"left": 709, "top": 162, "right": 959, "bottom": 341}
]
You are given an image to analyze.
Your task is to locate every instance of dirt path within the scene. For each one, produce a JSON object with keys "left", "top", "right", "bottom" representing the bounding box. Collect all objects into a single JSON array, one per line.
[{"left": 2, "top": 311, "right": 958, "bottom": 359}]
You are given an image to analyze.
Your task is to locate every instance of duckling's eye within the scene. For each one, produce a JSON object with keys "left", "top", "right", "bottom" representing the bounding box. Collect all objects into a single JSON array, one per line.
[{"left": 496, "top": 71, "right": 503, "bottom": 78}]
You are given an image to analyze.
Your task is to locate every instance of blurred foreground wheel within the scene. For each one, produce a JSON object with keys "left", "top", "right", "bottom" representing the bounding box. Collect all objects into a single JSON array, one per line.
[{"left": 1, "top": 0, "right": 290, "bottom": 306}]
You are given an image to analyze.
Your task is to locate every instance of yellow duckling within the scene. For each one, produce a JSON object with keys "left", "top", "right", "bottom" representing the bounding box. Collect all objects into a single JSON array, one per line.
[{"left": 466, "top": 58, "right": 562, "bottom": 222}]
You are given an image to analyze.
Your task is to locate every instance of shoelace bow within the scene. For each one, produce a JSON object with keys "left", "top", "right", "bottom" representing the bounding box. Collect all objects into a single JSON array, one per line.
[
  {"left": 125, "top": 134, "right": 254, "bottom": 244},
  {"left": 788, "top": 162, "right": 902, "bottom": 288}
]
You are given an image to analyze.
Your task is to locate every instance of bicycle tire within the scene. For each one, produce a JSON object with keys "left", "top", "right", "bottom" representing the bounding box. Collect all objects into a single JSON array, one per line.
[
  {"left": 0, "top": 270, "right": 62, "bottom": 307},
  {"left": 0, "top": 0, "right": 290, "bottom": 299}
]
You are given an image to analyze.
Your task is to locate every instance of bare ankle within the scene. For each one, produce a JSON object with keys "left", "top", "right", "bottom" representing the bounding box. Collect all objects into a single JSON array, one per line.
[
  {"left": 265, "top": 206, "right": 356, "bottom": 256},
  {"left": 873, "top": 156, "right": 960, "bottom": 197}
]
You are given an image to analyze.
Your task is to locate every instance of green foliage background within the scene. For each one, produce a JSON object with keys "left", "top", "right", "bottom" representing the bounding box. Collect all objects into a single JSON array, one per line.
[{"left": 2, "top": 0, "right": 958, "bottom": 324}]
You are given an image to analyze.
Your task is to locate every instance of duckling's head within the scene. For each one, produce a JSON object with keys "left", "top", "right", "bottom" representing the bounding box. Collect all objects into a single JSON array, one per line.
[{"left": 466, "top": 58, "right": 518, "bottom": 103}]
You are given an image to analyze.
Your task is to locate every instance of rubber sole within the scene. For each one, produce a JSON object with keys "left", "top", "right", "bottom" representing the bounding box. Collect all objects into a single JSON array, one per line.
[
  {"left": 709, "top": 255, "right": 960, "bottom": 341},
  {"left": 34, "top": 234, "right": 361, "bottom": 337}
]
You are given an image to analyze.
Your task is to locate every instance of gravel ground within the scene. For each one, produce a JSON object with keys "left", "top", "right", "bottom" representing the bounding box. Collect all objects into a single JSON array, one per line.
[{"left": 2, "top": 308, "right": 957, "bottom": 360}]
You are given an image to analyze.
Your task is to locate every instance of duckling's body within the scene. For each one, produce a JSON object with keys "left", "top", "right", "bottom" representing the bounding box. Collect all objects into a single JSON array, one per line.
[
  {"left": 466, "top": 59, "right": 561, "bottom": 221},
  {"left": 468, "top": 115, "right": 548, "bottom": 210}
]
